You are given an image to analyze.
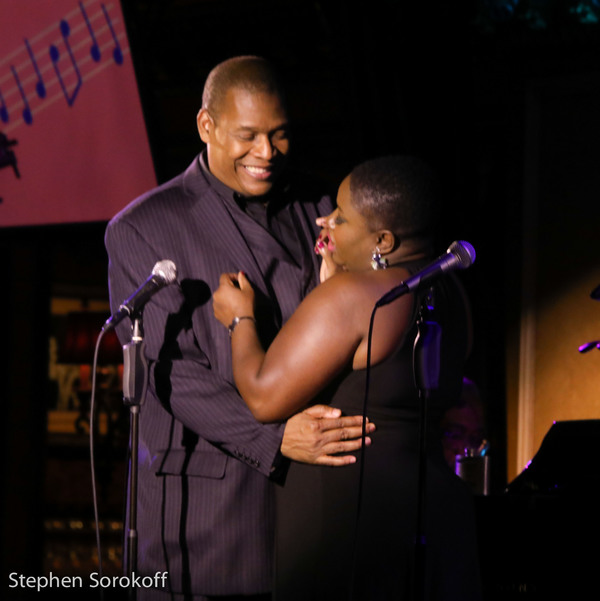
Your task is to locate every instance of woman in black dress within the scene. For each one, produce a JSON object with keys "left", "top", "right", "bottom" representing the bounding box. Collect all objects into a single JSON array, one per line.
[{"left": 213, "top": 155, "right": 482, "bottom": 600}]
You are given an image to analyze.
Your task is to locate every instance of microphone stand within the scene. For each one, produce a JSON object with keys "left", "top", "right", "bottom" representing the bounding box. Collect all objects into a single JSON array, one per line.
[
  {"left": 412, "top": 289, "right": 441, "bottom": 601},
  {"left": 121, "top": 314, "right": 148, "bottom": 600}
]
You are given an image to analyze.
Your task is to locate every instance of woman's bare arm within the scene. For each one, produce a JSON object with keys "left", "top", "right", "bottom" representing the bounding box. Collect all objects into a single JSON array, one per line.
[
  {"left": 213, "top": 269, "right": 415, "bottom": 422},
  {"left": 213, "top": 271, "right": 370, "bottom": 421}
]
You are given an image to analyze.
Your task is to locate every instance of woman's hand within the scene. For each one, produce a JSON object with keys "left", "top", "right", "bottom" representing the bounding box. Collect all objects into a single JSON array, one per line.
[
  {"left": 314, "top": 217, "right": 344, "bottom": 282},
  {"left": 213, "top": 271, "right": 255, "bottom": 327}
]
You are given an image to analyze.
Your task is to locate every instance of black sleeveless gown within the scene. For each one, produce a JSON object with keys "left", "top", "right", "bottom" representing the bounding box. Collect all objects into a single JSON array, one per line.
[{"left": 274, "top": 264, "right": 482, "bottom": 601}]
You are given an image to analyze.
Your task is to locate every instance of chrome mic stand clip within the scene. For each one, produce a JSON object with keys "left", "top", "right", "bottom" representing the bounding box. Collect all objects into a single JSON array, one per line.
[{"left": 122, "top": 315, "right": 148, "bottom": 599}]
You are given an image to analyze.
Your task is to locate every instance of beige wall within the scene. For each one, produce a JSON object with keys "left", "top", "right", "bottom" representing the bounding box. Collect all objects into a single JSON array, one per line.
[{"left": 506, "top": 72, "right": 600, "bottom": 482}]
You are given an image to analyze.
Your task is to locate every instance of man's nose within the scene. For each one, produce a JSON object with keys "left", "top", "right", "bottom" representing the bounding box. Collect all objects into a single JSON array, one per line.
[{"left": 252, "top": 134, "right": 275, "bottom": 159}]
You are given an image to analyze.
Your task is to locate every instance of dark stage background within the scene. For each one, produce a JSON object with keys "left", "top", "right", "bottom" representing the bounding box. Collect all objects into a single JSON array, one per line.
[{"left": 2, "top": 1, "right": 600, "bottom": 599}]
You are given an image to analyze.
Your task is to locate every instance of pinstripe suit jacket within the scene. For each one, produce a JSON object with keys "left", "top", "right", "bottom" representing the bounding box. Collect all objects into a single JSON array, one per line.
[{"left": 105, "top": 154, "right": 333, "bottom": 597}]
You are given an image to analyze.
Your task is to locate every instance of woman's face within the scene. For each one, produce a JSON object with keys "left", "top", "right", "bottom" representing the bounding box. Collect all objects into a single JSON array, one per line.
[{"left": 322, "top": 175, "right": 377, "bottom": 272}]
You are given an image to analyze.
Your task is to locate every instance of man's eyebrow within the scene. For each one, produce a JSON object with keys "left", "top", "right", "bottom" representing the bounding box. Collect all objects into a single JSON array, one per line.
[{"left": 234, "top": 123, "right": 290, "bottom": 133}]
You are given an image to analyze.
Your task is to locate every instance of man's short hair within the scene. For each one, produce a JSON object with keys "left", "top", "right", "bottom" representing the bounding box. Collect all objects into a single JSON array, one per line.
[{"left": 202, "top": 56, "right": 286, "bottom": 119}]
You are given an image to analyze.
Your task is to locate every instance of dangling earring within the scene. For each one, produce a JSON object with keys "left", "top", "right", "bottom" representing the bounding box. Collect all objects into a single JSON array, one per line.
[{"left": 371, "top": 247, "right": 388, "bottom": 270}]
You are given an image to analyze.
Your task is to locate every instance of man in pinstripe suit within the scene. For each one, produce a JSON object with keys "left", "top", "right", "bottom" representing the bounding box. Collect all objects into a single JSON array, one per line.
[{"left": 105, "top": 56, "right": 372, "bottom": 600}]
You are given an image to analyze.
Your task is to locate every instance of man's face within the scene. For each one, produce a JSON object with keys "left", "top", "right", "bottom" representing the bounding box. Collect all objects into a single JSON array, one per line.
[
  {"left": 197, "top": 88, "right": 290, "bottom": 197},
  {"left": 441, "top": 404, "right": 486, "bottom": 467}
]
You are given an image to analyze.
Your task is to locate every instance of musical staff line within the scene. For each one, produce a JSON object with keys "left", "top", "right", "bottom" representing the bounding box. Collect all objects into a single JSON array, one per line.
[
  {"left": 3, "top": 45, "right": 130, "bottom": 135},
  {"left": 0, "top": 0, "right": 101, "bottom": 69},
  {"left": 0, "top": 1, "right": 128, "bottom": 133},
  {"left": 0, "top": 13, "right": 124, "bottom": 92}
]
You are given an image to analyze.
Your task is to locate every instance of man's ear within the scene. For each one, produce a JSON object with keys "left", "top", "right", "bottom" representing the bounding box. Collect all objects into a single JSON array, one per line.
[
  {"left": 376, "top": 230, "right": 396, "bottom": 254},
  {"left": 197, "top": 108, "right": 213, "bottom": 143}
]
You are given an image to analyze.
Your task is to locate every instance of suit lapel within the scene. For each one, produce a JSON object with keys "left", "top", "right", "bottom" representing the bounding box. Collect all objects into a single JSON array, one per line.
[
  {"left": 181, "top": 157, "right": 322, "bottom": 345},
  {"left": 222, "top": 200, "right": 299, "bottom": 267},
  {"left": 181, "top": 157, "right": 266, "bottom": 281},
  {"left": 182, "top": 156, "right": 308, "bottom": 277}
]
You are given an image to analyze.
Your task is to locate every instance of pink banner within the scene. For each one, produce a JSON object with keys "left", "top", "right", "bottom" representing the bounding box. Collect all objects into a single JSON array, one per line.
[{"left": 0, "top": 0, "right": 156, "bottom": 226}]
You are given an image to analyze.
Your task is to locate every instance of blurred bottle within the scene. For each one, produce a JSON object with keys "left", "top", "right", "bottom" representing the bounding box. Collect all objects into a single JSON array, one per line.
[{"left": 455, "top": 440, "right": 490, "bottom": 496}]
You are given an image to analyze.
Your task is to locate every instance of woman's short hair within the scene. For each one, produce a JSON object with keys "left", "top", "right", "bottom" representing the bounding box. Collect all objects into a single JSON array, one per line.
[{"left": 349, "top": 155, "right": 441, "bottom": 239}]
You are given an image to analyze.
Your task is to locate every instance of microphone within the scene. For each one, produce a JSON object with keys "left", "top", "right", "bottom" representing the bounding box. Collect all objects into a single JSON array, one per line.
[
  {"left": 103, "top": 260, "right": 178, "bottom": 330},
  {"left": 375, "top": 240, "right": 476, "bottom": 307}
]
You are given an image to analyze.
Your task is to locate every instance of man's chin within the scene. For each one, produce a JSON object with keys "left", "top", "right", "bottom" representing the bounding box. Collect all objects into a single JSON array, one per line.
[
  {"left": 237, "top": 163, "right": 286, "bottom": 197},
  {"left": 240, "top": 179, "right": 276, "bottom": 198}
]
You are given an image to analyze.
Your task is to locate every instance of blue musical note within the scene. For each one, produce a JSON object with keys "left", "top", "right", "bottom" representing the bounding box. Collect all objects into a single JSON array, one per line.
[
  {"left": 49, "top": 19, "right": 82, "bottom": 107},
  {"left": 102, "top": 4, "right": 123, "bottom": 65},
  {"left": 10, "top": 65, "right": 33, "bottom": 125},
  {"left": 25, "top": 38, "right": 46, "bottom": 99},
  {"left": 80, "top": 2, "right": 101, "bottom": 62},
  {"left": 0, "top": 88, "right": 8, "bottom": 123}
]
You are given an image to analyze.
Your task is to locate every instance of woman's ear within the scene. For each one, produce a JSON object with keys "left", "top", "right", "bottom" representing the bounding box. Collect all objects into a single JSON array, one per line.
[{"left": 376, "top": 230, "right": 396, "bottom": 254}]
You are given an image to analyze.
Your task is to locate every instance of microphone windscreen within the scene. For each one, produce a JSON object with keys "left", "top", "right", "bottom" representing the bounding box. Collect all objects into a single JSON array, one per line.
[
  {"left": 152, "top": 260, "right": 178, "bottom": 284},
  {"left": 449, "top": 241, "right": 476, "bottom": 269}
]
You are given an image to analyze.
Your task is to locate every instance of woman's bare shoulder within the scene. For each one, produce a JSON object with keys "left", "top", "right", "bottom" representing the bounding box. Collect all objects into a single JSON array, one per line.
[{"left": 304, "top": 270, "right": 407, "bottom": 323}]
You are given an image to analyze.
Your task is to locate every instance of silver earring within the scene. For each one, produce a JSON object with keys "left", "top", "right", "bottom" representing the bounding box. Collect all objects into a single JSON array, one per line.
[{"left": 371, "top": 247, "right": 388, "bottom": 270}]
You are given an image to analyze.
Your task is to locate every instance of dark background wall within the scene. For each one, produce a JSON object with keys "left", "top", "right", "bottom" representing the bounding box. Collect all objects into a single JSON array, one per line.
[{"left": 2, "top": 0, "right": 599, "bottom": 594}]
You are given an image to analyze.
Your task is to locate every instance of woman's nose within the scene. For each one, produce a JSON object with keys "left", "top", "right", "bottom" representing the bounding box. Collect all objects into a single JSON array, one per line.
[{"left": 320, "top": 212, "right": 336, "bottom": 229}]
